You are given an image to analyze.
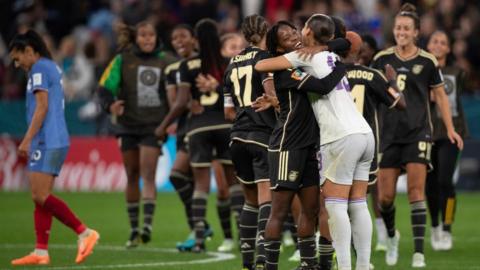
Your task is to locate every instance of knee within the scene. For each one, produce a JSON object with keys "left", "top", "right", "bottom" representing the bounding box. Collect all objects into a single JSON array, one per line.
[
  {"left": 303, "top": 204, "right": 319, "bottom": 220},
  {"left": 141, "top": 167, "right": 157, "bottom": 182},
  {"left": 31, "top": 190, "right": 49, "bottom": 205},
  {"left": 407, "top": 186, "right": 424, "bottom": 202},
  {"left": 125, "top": 166, "right": 140, "bottom": 182}
]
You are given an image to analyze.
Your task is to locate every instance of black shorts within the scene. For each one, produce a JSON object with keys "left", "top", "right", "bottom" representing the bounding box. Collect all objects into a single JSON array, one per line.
[
  {"left": 230, "top": 140, "right": 269, "bottom": 185},
  {"left": 118, "top": 133, "right": 162, "bottom": 152},
  {"left": 379, "top": 141, "right": 432, "bottom": 169},
  {"left": 176, "top": 133, "right": 188, "bottom": 153},
  {"left": 268, "top": 147, "right": 320, "bottom": 191},
  {"left": 188, "top": 128, "right": 231, "bottom": 167}
]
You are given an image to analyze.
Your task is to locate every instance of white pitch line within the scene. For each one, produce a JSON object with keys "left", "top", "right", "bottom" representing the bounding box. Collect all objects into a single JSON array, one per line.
[{"left": 1, "top": 244, "right": 236, "bottom": 270}]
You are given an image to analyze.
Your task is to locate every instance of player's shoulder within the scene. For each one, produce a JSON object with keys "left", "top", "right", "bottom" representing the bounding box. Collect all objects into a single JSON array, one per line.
[
  {"left": 373, "top": 46, "right": 395, "bottom": 61},
  {"left": 165, "top": 60, "right": 182, "bottom": 74},
  {"left": 418, "top": 49, "right": 439, "bottom": 67},
  {"left": 182, "top": 56, "right": 201, "bottom": 71},
  {"left": 32, "top": 58, "right": 53, "bottom": 71}
]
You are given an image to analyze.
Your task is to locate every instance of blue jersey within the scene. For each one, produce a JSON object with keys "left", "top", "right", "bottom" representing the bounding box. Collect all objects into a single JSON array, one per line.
[{"left": 26, "top": 58, "right": 69, "bottom": 149}]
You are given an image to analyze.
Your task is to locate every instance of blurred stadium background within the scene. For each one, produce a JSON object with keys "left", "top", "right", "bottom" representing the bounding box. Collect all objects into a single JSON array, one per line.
[{"left": 0, "top": 0, "right": 479, "bottom": 269}]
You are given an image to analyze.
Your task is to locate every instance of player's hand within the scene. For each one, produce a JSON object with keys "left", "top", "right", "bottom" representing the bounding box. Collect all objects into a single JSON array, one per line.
[
  {"left": 166, "top": 123, "right": 177, "bottom": 135},
  {"left": 154, "top": 125, "right": 167, "bottom": 142},
  {"left": 18, "top": 139, "right": 31, "bottom": 158},
  {"left": 385, "top": 64, "right": 397, "bottom": 81},
  {"left": 447, "top": 129, "right": 464, "bottom": 150},
  {"left": 296, "top": 45, "right": 328, "bottom": 61},
  {"left": 109, "top": 100, "right": 125, "bottom": 116},
  {"left": 196, "top": 74, "right": 219, "bottom": 93},
  {"left": 252, "top": 94, "right": 279, "bottom": 112}
]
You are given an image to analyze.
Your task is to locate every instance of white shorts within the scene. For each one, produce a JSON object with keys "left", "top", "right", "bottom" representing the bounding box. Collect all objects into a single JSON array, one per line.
[{"left": 320, "top": 132, "right": 375, "bottom": 185}]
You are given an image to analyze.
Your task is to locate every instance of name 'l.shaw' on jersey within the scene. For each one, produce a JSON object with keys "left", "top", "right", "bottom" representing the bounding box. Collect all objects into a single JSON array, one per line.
[
  {"left": 223, "top": 46, "right": 277, "bottom": 146},
  {"left": 372, "top": 47, "right": 444, "bottom": 146}
]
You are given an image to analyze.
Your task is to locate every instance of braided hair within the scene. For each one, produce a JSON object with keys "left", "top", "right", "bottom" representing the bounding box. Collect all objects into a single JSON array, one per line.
[{"left": 241, "top": 14, "right": 268, "bottom": 46}]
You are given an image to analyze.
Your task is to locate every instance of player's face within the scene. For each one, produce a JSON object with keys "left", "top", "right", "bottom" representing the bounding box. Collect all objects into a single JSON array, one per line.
[
  {"left": 358, "top": 42, "right": 375, "bottom": 66},
  {"left": 10, "top": 47, "right": 34, "bottom": 71},
  {"left": 221, "top": 36, "right": 245, "bottom": 58},
  {"left": 393, "top": 16, "right": 418, "bottom": 47},
  {"left": 136, "top": 24, "right": 157, "bottom": 53},
  {"left": 171, "top": 28, "right": 195, "bottom": 58},
  {"left": 277, "top": 25, "right": 301, "bottom": 53},
  {"left": 427, "top": 32, "right": 450, "bottom": 60}
]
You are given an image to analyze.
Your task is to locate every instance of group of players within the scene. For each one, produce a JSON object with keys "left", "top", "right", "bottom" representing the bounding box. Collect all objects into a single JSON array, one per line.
[{"left": 8, "top": 2, "right": 467, "bottom": 270}]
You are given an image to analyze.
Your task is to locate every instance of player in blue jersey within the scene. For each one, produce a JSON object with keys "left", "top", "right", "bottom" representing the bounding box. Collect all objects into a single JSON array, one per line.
[{"left": 9, "top": 30, "right": 99, "bottom": 266}]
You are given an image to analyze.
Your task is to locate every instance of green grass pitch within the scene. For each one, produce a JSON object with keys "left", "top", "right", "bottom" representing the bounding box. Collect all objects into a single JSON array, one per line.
[{"left": 1, "top": 192, "right": 479, "bottom": 270}]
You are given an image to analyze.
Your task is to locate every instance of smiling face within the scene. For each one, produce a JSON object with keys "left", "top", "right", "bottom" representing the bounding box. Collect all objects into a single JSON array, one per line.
[
  {"left": 221, "top": 35, "right": 245, "bottom": 58},
  {"left": 136, "top": 24, "right": 157, "bottom": 53},
  {"left": 277, "top": 24, "right": 302, "bottom": 53},
  {"left": 171, "top": 28, "right": 196, "bottom": 58},
  {"left": 393, "top": 15, "right": 418, "bottom": 47},
  {"left": 427, "top": 31, "right": 450, "bottom": 61}
]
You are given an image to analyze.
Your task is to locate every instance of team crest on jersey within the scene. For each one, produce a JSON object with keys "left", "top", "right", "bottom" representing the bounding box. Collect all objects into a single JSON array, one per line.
[
  {"left": 291, "top": 69, "right": 306, "bottom": 81},
  {"left": 288, "top": 170, "right": 299, "bottom": 182},
  {"left": 412, "top": 64, "right": 424, "bottom": 74}
]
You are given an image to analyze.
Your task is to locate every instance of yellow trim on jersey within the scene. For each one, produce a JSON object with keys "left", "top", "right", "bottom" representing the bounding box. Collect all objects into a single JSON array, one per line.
[
  {"left": 394, "top": 47, "right": 421, "bottom": 62},
  {"left": 419, "top": 50, "right": 439, "bottom": 67},
  {"left": 231, "top": 137, "right": 269, "bottom": 148},
  {"left": 278, "top": 151, "right": 289, "bottom": 181},
  {"left": 279, "top": 91, "right": 293, "bottom": 150},
  {"left": 186, "top": 124, "right": 233, "bottom": 137},
  {"left": 297, "top": 74, "right": 312, "bottom": 89},
  {"left": 369, "top": 68, "right": 388, "bottom": 82},
  {"left": 217, "top": 159, "right": 233, "bottom": 165},
  {"left": 190, "top": 162, "right": 211, "bottom": 168},
  {"left": 165, "top": 61, "right": 181, "bottom": 75},
  {"left": 178, "top": 82, "right": 191, "bottom": 87},
  {"left": 373, "top": 47, "right": 395, "bottom": 61},
  {"left": 430, "top": 82, "right": 445, "bottom": 88}
]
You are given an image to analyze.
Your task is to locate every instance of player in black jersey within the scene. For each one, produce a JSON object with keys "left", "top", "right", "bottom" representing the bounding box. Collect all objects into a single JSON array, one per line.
[
  {"left": 426, "top": 30, "right": 468, "bottom": 251},
  {"left": 155, "top": 19, "right": 242, "bottom": 253},
  {"left": 253, "top": 21, "right": 346, "bottom": 270},
  {"left": 163, "top": 24, "right": 217, "bottom": 251},
  {"left": 223, "top": 15, "right": 275, "bottom": 270},
  {"left": 371, "top": 4, "right": 464, "bottom": 268}
]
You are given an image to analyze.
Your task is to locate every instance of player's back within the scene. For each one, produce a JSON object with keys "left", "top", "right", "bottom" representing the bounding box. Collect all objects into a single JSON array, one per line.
[
  {"left": 224, "top": 46, "right": 276, "bottom": 143},
  {"left": 303, "top": 51, "right": 372, "bottom": 145},
  {"left": 27, "top": 58, "right": 69, "bottom": 148}
]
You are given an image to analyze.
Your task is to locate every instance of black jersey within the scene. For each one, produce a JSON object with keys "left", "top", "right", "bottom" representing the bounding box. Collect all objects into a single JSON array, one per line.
[
  {"left": 177, "top": 56, "right": 230, "bottom": 132},
  {"left": 269, "top": 69, "right": 319, "bottom": 151},
  {"left": 223, "top": 46, "right": 276, "bottom": 146},
  {"left": 372, "top": 47, "right": 443, "bottom": 146},
  {"left": 164, "top": 60, "right": 190, "bottom": 137},
  {"left": 346, "top": 63, "right": 398, "bottom": 145},
  {"left": 431, "top": 66, "right": 468, "bottom": 140}
]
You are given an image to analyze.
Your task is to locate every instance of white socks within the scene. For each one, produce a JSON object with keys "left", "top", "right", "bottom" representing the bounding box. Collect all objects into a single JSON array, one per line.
[
  {"left": 34, "top": 248, "right": 48, "bottom": 256},
  {"left": 325, "top": 198, "right": 351, "bottom": 270},
  {"left": 349, "top": 199, "right": 372, "bottom": 270},
  {"left": 375, "top": 217, "right": 387, "bottom": 243},
  {"left": 79, "top": 228, "right": 91, "bottom": 240}
]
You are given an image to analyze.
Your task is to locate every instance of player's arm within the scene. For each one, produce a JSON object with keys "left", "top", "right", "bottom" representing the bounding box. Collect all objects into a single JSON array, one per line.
[
  {"left": 383, "top": 64, "right": 406, "bottom": 109},
  {"left": 432, "top": 85, "right": 463, "bottom": 149},
  {"left": 155, "top": 63, "right": 190, "bottom": 140},
  {"left": 429, "top": 63, "right": 463, "bottom": 149},
  {"left": 295, "top": 62, "right": 346, "bottom": 95},
  {"left": 19, "top": 90, "right": 48, "bottom": 157},
  {"left": 223, "top": 69, "right": 236, "bottom": 122}
]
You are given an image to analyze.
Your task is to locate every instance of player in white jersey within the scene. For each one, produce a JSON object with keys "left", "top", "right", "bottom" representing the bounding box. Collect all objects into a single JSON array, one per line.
[{"left": 256, "top": 14, "right": 374, "bottom": 270}]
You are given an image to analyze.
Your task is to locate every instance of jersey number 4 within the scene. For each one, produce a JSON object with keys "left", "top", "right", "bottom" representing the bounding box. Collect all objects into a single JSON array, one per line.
[
  {"left": 230, "top": 66, "right": 253, "bottom": 107},
  {"left": 351, "top": 84, "right": 366, "bottom": 114}
]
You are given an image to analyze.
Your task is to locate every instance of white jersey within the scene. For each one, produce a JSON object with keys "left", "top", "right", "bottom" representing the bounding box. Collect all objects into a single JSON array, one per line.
[{"left": 284, "top": 51, "right": 372, "bottom": 145}]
